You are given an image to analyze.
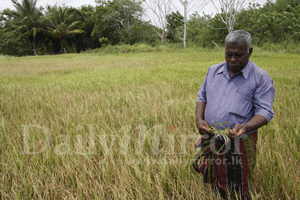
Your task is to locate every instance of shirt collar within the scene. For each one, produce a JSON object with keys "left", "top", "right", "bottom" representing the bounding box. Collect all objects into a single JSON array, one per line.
[
  {"left": 240, "top": 60, "right": 251, "bottom": 79},
  {"left": 217, "top": 60, "right": 252, "bottom": 80}
]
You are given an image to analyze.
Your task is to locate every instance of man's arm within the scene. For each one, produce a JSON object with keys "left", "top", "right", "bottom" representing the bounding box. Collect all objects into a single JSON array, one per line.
[
  {"left": 196, "top": 101, "right": 212, "bottom": 135},
  {"left": 230, "top": 69, "right": 275, "bottom": 137},
  {"left": 229, "top": 114, "right": 267, "bottom": 137}
]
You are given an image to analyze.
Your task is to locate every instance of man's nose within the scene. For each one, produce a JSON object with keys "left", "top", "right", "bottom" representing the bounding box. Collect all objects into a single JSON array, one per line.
[{"left": 230, "top": 56, "right": 237, "bottom": 62}]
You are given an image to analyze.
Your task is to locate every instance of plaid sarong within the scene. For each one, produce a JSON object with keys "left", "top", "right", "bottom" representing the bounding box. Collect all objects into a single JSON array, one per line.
[{"left": 193, "top": 131, "right": 258, "bottom": 196}]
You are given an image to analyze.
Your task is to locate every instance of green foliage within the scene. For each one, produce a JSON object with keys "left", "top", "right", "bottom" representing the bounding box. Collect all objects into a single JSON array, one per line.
[
  {"left": 92, "top": 0, "right": 145, "bottom": 45},
  {"left": 236, "top": 0, "right": 300, "bottom": 45},
  {"left": 261, "top": 41, "right": 300, "bottom": 54},
  {"left": 187, "top": 13, "right": 225, "bottom": 48},
  {"left": 166, "top": 11, "right": 184, "bottom": 43},
  {"left": 0, "top": 32, "right": 32, "bottom": 56},
  {"left": 1, "top": 0, "right": 300, "bottom": 56},
  {"left": 1, "top": 0, "right": 44, "bottom": 55},
  {"left": 42, "top": 5, "right": 85, "bottom": 53},
  {"left": 99, "top": 37, "right": 110, "bottom": 46},
  {"left": 184, "top": 0, "right": 300, "bottom": 49},
  {"left": 88, "top": 43, "right": 167, "bottom": 54}
]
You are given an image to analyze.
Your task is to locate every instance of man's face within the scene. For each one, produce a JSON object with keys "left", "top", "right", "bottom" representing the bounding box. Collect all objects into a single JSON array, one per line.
[{"left": 225, "top": 43, "right": 252, "bottom": 74}]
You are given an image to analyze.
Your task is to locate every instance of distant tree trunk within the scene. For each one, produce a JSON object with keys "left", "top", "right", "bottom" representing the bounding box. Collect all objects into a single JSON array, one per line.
[
  {"left": 33, "top": 36, "right": 37, "bottom": 56},
  {"left": 60, "top": 38, "right": 66, "bottom": 54},
  {"left": 76, "top": 35, "right": 82, "bottom": 53},
  {"left": 52, "top": 38, "right": 61, "bottom": 54},
  {"left": 183, "top": 1, "right": 187, "bottom": 48},
  {"left": 177, "top": 0, "right": 208, "bottom": 48}
]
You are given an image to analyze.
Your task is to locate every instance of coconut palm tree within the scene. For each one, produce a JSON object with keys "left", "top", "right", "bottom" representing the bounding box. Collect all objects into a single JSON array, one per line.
[
  {"left": 42, "top": 5, "right": 85, "bottom": 53},
  {"left": 3, "top": 0, "right": 43, "bottom": 55}
]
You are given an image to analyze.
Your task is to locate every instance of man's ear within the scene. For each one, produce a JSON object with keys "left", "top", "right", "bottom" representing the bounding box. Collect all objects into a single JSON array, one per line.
[{"left": 248, "top": 47, "right": 253, "bottom": 56}]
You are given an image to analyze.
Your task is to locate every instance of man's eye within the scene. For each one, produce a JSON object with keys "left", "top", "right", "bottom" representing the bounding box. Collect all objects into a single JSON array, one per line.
[{"left": 226, "top": 53, "right": 244, "bottom": 58}]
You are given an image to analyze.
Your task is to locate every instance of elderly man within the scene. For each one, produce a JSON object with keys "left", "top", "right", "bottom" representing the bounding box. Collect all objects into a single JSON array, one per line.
[{"left": 193, "top": 30, "right": 275, "bottom": 199}]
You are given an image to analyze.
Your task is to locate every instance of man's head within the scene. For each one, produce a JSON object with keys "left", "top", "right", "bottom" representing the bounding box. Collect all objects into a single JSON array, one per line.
[{"left": 225, "top": 30, "right": 253, "bottom": 74}]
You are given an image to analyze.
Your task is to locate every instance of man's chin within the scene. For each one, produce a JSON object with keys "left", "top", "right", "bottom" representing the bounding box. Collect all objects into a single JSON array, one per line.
[{"left": 228, "top": 65, "right": 238, "bottom": 71}]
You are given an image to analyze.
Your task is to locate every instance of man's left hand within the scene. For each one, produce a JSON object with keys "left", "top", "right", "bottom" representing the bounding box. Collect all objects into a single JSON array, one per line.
[
  {"left": 228, "top": 114, "right": 268, "bottom": 138},
  {"left": 228, "top": 124, "right": 248, "bottom": 137}
]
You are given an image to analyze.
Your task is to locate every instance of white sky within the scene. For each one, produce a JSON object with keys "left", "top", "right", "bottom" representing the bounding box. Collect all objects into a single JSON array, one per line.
[
  {"left": 0, "top": 0, "right": 98, "bottom": 11},
  {"left": 0, "top": 0, "right": 268, "bottom": 15}
]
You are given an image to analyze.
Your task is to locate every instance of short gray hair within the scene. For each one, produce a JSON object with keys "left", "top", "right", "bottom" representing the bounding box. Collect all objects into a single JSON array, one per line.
[{"left": 225, "top": 30, "right": 252, "bottom": 49}]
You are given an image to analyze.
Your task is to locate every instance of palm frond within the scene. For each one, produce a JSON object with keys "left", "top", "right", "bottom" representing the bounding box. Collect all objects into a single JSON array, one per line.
[
  {"left": 68, "top": 21, "right": 81, "bottom": 30},
  {"left": 68, "top": 29, "right": 85, "bottom": 35}
]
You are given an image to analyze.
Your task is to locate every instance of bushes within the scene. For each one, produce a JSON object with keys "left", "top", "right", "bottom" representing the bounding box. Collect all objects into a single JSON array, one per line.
[
  {"left": 261, "top": 41, "right": 300, "bottom": 54},
  {"left": 88, "top": 43, "right": 168, "bottom": 54},
  {"left": 0, "top": 35, "right": 32, "bottom": 56},
  {"left": 84, "top": 42, "right": 228, "bottom": 55}
]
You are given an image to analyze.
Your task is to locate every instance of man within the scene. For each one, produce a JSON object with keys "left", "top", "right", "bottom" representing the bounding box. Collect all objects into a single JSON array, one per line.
[{"left": 193, "top": 30, "right": 275, "bottom": 199}]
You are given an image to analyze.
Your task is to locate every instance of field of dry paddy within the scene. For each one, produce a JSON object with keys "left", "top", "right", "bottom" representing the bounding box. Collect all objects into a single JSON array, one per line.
[{"left": 0, "top": 49, "right": 299, "bottom": 199}]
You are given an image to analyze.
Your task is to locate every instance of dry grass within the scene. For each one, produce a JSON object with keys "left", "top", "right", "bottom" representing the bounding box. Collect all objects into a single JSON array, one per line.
[{"left": 0, "top": 49, "right": 299, "bottom": 199}]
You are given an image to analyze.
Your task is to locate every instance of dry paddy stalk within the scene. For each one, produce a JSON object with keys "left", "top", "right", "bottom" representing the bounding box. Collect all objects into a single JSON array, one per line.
[{"left": 0, "top": 51, "right": 299, "bottom": 199}]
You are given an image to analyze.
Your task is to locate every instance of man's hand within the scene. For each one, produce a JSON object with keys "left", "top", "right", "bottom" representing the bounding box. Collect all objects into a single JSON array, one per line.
[
  {"left": 196, "top": 101, "right": 213, "bottom": 135},
  {"left": 228, "top": 124, "right": 248, "bottom": 138},
  {"left": 196, "top": 119, "right": 213, "bottom": 135},
  {"left": 228, "top": 114, "right": 268, "bottom": 138}
]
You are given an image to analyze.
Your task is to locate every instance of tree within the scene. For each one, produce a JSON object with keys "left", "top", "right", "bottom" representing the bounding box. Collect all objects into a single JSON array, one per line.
[
  {"left": 173, "top": 0, "right": 208, "bottom": 48},
  {"left": 93, "top": 0, "right": 144, "bottom": 45},
  {"left": 42, "top": 5, "right": 85, "bottom": 53},
  {"left": 77, "top": 5, "right": 97, "bottom": 50},
  {"left": 187, "top": 12, "right": 211, "bottom": 47},
  {"left": 143, "top": 0, "right": 173, "bottom": 45},
  {"left": 0, "top": 17, "right": 32, "bottom": 56},
  {"left": 210, "top": 0, "right": 250, "bottom": 33},
  {"left": 2, "top": 0, "right": 44, "bottom": 55},
  {"left": 236, "top": 0, "right": 300, "bottom": 45},
  {"left": 166, "top": 11, "right": 183, "bottom": 42},
  {"left": 106, "top": 0, "right": 144, "bottom": 44}
]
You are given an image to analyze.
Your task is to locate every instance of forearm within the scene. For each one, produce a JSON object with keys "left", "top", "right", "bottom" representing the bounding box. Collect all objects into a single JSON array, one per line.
[
  {"left": 230, "top": 114, "right": 268, "bottom": 137},
  {"left": 196, "top": 101, "right": 206, "bottom": 122},
  {"left": 243, "top": 114, "right": 268, "bottom": 132},
  {"left": 195, "top": 101, "right": 212, "bottom": 135}
]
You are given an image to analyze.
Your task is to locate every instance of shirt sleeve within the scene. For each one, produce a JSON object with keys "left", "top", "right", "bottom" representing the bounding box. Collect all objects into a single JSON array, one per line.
[
  {"left": 197, "top": 68, "right": 209, "bottom": 103},
  {"left": 253, "top": 72, "right": 275, "bottom": 123}
]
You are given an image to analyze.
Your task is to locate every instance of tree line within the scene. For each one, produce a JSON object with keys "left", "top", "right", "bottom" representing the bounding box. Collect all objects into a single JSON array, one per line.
[{"left": 0, "top": 0, "right": 299, "bottom": 56}]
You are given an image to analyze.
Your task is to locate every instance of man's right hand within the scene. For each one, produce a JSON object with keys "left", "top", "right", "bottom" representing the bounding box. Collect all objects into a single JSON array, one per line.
[
  {"left": 196, "top": 119, "right": 213, "bottom": 135},
  {"left": 196, "top": 101, "right": 213, "bottom": 135}
]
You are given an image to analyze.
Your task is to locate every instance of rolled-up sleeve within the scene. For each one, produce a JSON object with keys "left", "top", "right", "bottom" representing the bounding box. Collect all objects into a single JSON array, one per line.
[
  {"left": 197, "top": 70, "right": 209, "bottom": 103},
  {"left": 253, "top": 73, "right": 275, "bottom": 123}
]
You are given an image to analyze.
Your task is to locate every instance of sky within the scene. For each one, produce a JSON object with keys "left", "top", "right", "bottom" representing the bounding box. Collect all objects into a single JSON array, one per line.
[
  {"left": 0, "top": 0, "right": 98, "bottom": 11},
  {"left": 0, "top": 0, "right": 269, "bottom": 15}
]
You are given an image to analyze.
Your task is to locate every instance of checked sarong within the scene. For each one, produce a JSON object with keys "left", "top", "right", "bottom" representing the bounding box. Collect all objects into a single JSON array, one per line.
[{"left": 193, "top": 131, "right": 258, "bottom": 196}]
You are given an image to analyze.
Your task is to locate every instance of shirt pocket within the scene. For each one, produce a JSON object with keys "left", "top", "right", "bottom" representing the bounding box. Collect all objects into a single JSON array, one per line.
[{"left": 236, "top": 82, "right": 255, "bottom": 100}]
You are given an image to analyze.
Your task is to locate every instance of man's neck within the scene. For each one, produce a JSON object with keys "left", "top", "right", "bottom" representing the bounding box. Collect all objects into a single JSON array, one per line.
[
  {"left": 229, "top": 71, "right": 236, "bottom": 78},
  {"left": 228, "top": 65, "right": 246, "bottom": 79}
]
